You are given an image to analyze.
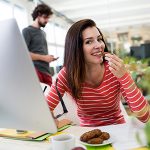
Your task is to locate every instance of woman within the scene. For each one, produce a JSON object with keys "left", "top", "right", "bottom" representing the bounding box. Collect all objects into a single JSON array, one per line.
[{"left": 47, "top": 19, "right": 150, "bottom": 127}]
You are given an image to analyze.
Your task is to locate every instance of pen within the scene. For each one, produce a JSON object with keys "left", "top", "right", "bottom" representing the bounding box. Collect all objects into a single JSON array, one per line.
[{"left": 16, "top": 130, "right": 28, "bottom": 134}]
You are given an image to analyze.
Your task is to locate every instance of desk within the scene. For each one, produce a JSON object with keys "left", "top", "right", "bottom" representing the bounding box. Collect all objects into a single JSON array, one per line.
[
  {"left": 65, "top": 123, "right": 146, "bottom": 150},
  {"left": 0, "top": 121, "right": 147, "bottom": 150}
]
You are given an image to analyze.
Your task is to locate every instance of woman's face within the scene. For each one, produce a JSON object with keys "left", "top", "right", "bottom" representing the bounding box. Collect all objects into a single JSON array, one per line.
[{"left": 82, "top": 26, "right": 105, "bottom": 65}]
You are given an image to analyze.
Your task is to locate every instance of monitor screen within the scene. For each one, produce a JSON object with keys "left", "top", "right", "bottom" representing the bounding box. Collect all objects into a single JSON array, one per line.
[
  {"left": 130, "top": 44, "right": 150, "bottom": 59},
  {"left": 0, "top": 19, "right": 57, "bottom": 133}
]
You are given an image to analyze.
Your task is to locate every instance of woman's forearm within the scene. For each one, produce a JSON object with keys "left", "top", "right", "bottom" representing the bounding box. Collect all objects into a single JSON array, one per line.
[{"left": 118, "top": 73, "right": 150, "bottom": 122}]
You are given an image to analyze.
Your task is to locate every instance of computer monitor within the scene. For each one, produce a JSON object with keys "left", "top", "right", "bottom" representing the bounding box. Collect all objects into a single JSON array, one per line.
[
  {"left": 0, "top": 19, "right": 57, "bottom": 133},
  {"left": 130, "top": 44, "right": 150, "bottom": 59}
]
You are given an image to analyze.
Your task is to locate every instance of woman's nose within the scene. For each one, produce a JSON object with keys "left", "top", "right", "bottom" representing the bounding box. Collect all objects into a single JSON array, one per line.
[{"left": 94, "top": 40, "right": 105, "bottom": 49}]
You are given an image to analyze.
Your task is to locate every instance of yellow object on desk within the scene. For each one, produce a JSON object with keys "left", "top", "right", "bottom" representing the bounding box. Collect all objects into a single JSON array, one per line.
[
  {"left": 85, "top": 146, "right": 149, "bottom": 150},
  {"left": 132, "top": 148, "right": 150, "bottom": 150},
  {"left": 46, "top": 131, "right": 68, "bottom": 141},
  {"left": 85, "top": 145, "right": 114, "bottom": 150},
  {"left": 0, "top": 129, "right": 50, "bottom": 141},
  {"left": 0, "top": 125, "right": 72, "bottom": 141}
]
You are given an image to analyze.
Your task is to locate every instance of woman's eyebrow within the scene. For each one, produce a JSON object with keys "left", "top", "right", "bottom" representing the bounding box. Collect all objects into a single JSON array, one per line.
[
  {"left": 98, "top": 35, "right": 103, "bottom": 38},
  {"left": 83, "top": 35, "right": 102, "bottom": 41},
  {"left": 84, "top": 37, "right": 93, "bottom": 40}
]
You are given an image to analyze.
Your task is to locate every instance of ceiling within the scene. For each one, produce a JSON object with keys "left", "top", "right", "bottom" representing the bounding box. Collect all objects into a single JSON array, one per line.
[{"left": 42, "top": 0, "right": 150, "bottom": 31}]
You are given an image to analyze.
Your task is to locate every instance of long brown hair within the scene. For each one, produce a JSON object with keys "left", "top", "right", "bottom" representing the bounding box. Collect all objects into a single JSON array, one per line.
[{"left": 64, "top": 19, "right": 108, "bottom": 99}]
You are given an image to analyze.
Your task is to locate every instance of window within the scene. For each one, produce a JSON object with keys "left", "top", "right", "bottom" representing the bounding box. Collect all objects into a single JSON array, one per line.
[
  {"left": 14, "top": 4, "right": 28, "bottom": 31},
  {"left": 45, "top": 23, "right": 56, "bottom": 44},
  {"left": 0, "top": 0, "right": 12, "bottom": 21},
  {"left": 45, "top": 23, "right": 67, "bottom": 70},
  {"left": 0, "top": 0, "right": 28, "bottom": 31},
  {"left": 55, "top": 25, "right": 66, "bottom": 45}
]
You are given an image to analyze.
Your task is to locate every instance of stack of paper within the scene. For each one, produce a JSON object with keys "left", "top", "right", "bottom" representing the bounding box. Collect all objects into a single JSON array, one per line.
[
  {"left": 0, "top": 124, "right": 72, "bottom": 141},
  {"left": 0, "top": 129, "right": 51, "bottom": 141}
]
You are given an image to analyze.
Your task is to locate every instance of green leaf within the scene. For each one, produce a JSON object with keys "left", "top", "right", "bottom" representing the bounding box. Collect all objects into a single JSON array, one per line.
[{"left": 144, "top": 121, "right": 150, "bottom": 146}]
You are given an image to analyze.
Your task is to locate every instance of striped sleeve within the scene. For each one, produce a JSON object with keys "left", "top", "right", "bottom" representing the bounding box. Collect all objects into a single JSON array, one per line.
[
  {"left": 118, "top": 73, "right": 150, "bottom": 123},
  {"left": 46, "top": 68, "right": 68, "bottom": 111}
]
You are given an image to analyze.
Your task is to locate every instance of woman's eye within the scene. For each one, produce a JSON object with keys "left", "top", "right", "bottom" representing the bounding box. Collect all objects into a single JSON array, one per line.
[
  {"left": 85, "top": 40, "right": 92, "bottom": 44},
  {"left": 97, "top": 38, "right": 103, "bottom": 42}
]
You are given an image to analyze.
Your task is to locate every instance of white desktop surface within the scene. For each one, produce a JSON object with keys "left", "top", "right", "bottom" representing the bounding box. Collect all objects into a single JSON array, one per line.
[
  {"left": 64, "top": 122, "right": 145, "bottom": 150},
  {"left": 0, "top": 120, "right": 146, "bottom": 150}
]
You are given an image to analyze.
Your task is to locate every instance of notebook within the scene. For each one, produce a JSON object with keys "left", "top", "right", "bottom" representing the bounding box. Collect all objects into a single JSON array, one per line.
[{"left": 0, "top": 125, "right": 72, "bottom": 141}]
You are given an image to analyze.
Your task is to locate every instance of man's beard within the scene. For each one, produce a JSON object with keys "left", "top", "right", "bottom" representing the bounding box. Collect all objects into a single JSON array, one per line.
[{"left": 38, "top": 21, "right": 46, "bottom": 28}]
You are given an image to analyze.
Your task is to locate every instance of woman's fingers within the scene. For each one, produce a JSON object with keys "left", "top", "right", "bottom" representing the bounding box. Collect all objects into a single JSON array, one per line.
[
  {"left": 57, "top": 119, "right": 72, "bottom": 128},
  {"left": 105, "top": 53, "right": 122, "bottom": 63},
  {"left": 105, "top": 53, "right": 127, "bottom": 78},
  {"left": 105, "top": 54, "right": 119, "bottom": 69}
]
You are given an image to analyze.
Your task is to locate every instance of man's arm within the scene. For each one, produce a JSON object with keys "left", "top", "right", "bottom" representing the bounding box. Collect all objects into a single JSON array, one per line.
[{"left": 30, "top": 52, "right": 59, "bottom": 63}]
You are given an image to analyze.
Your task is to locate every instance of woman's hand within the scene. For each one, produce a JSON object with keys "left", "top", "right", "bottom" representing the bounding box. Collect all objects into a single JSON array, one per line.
[
  {"left": 56, "top": 119, "right": 73, "bottom": 129},
  {"left": 105, "top": 53, "right": 127, "bottom": 78},
  {"left": 51, "top": 111, "right": 72, "bottom": 128}
]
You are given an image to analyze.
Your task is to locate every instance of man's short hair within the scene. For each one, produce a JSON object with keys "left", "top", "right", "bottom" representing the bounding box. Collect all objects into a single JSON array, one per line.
[{"left": 31, "top": 3, "right": 53, "bottom": 20}]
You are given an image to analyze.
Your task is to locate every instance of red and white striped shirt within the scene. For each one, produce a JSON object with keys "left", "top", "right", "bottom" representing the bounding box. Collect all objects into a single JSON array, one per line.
[{"left": 46, "top": 61, "right": 150, "bottom": 126}]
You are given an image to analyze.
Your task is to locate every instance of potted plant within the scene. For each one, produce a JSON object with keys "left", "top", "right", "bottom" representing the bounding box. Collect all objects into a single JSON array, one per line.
[{"left": 136, "top": 120, "right": 150, "bottom": 148}]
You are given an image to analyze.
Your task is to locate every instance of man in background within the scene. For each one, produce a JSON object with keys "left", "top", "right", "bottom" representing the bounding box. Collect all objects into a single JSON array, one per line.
[{"left": 22, "top": 3, "right": 58, "bottom": 86}]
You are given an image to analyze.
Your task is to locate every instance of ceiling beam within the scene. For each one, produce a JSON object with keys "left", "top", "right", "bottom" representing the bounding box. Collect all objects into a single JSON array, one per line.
[
  {"left": 98, "top": 18, "right": 150, "bottom": 29},
  {"left": 52, "top": 0, "right": 128, "bottom": 11},
  {"left": 65, "top": 4, "right": 150, "bottom": 19}
]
